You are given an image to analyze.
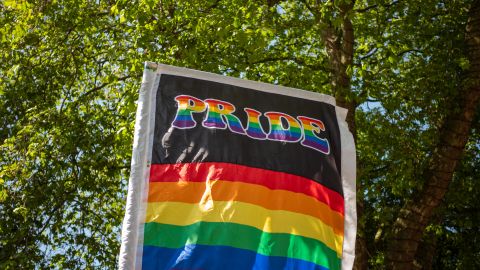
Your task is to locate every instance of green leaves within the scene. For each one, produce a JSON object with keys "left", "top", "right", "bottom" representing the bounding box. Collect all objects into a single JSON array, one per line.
[{"left": 0, "top": 0, "right": 479, "bottom": 269}]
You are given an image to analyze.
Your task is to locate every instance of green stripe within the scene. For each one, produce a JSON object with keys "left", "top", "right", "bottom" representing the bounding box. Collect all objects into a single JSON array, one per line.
[
  {"left": 177, "top": 110, "right": 193, "bottom": 115},
  {"left": 290, "top": 127, "right": 302, "bottom": 133},
  {"left": 248, "top": 122, "right": 262, "bottom": 128},
  {"left": 144, "top": 221, "right": 341, "bottom": 270},
  {"left": 207, "top": 111, "right": 222, "bottom": 118}
]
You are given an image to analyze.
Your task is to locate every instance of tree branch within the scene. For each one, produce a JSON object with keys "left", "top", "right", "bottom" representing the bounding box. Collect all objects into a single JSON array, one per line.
[
  {"left": 397, "top": 49, "right": 423, "bottom": 57},
  {"left": 82, "top": 75, "right": 132, "bottom": 98},
  {"left": 358, "top": 47, "right": 378, "bottom": 60},
  {"left": 386, "top": 1, "right": 480, "bottom": 268},
  {"left": 354, "top": 0, "right": 401, "bottom": 13},
  {"left": 248, "top": 55, "right": 331, "bottom": 73}
]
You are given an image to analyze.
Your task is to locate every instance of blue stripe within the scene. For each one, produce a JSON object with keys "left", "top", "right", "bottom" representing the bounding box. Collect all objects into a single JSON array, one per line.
[
  {"left": 268, "top": 131, "right": 302, "bottom": 141},
  {"left": 228, "top": 121, "right": 244, "bottom": 129},
  {"left": 246, "top": 127, "right": 267, "bottom": 138},
  {"left": 142, "top": 244, "right": 330, "bottom": 270},
  {"left": 176, "top": 114, "right": 198, "bottom": 120},
  {"left": 269, "top": 130, "right": 302, "bottom": 136}
]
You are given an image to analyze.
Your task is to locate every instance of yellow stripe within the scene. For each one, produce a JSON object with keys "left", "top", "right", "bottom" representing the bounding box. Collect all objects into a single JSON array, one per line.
[
  {"left": 178, "top": 105, "right": 205, "bottom": 111},
  {"left": 148, "top": 181, "right": 344, "bottom": 236},
  {"left": 145, "top": 201, "right": 343, "bottom": 256},
  {"left": 247, "top": 116, "right": 261, "bottom": 123}
]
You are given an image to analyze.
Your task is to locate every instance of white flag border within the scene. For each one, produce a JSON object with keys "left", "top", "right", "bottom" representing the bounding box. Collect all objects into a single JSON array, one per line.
[
  {"left": 118, "top": 62, "right": 159, "bottom": 270},
  {"left": 118, "top": 62, "right": 357, "bottom": 269}
]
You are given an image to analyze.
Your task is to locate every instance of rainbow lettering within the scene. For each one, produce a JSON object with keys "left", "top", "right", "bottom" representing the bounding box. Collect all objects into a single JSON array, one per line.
[
  {"left": 297, "top": 116, "right": 330, "bottom": 154},
  {"left": 265, "top": 112, "right": 302, "bottom": 142},
  {"left": 244, "top": 108, "right": 267, "bottom": 140},
  {"left": 170, "top": 95, "right": 330, "bottom": 154},
  {"left": 202, "top": 99, "right": 245, "bottom": 134},
  {"left": 171, "top": 95, "right": 206, "bottom": 129}
]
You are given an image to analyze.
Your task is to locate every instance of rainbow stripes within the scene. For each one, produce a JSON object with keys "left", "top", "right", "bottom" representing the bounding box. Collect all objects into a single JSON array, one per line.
[
  {"left": 244, "top": 108, "right": 267, "bottom": 139},
  {"left": 202, "top": 99, "right": 245, "bottom": 134},
  {"left": 170, "top": 95, "right": 331, "bottom": 154},
  {"left": 143, "top": 162, "right": 344, "bottom": 270},
  {"left": 298, "top": 116, "right": 330, "bottom": 154},
  {"left": 172, "top": 95, "right": 206, "bottom": 129},
  {"left": 265, "top": 112, "right": 303, "bottom": 142}
]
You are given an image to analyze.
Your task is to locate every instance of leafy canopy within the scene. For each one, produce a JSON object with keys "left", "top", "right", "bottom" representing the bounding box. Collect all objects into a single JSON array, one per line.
[{"left": 0, "top": 0, "right": 478, "bottom": 269}]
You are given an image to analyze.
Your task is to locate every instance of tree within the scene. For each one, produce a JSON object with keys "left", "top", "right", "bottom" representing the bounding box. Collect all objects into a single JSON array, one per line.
[
  {"left": 385, "top": 1, "right": 480, "bottom": 268},
  {"left": 0, "top": 0, "right": 478, "bottom": 269}
]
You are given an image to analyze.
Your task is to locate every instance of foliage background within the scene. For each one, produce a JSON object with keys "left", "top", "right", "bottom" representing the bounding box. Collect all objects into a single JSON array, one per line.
[{"left": 0, "top": 0, "right": 479, "bottom": 269}]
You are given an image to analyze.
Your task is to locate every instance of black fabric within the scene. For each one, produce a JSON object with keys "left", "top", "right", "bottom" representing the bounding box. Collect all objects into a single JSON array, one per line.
[{"left": 152, "top": 74, "right": 343, "bottom": 196}]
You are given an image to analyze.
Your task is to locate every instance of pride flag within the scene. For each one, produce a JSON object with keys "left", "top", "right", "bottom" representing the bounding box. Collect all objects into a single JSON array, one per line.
[{"left": 119, "top": 63, "right": 356, "bottom": 270}]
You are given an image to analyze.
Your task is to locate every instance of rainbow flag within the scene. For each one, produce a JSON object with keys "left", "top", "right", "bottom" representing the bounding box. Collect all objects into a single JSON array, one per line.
[{"left": 119, "top": 63, "right": 356, "bottom": 270}]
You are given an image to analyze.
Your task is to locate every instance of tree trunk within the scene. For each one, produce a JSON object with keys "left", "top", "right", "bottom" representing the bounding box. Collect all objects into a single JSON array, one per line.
[
  {"left": 319, "top": 2, "right": 370, "bottom": 269},
  {"left": 414, "top": 230, "right": 438, "bottom": 270},
  {"left": 352, "top": 199, "right": 368, "bottom": 270},
  {"left": 386, "top": 1, "right": 480, "bottom": 268}
]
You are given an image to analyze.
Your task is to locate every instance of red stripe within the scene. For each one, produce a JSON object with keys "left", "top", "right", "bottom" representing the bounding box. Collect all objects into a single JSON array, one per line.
[{"left": 149, "top": 162, "right": 344, "bottom": 215}]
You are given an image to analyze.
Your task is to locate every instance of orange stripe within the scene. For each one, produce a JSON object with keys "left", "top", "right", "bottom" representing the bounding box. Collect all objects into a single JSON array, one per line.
[
  {"left": 148, "top": 180, "right": 344, "bottom": 236},
  {"left": 150, "top": 162, "right": 345, "bottom": 215}
]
